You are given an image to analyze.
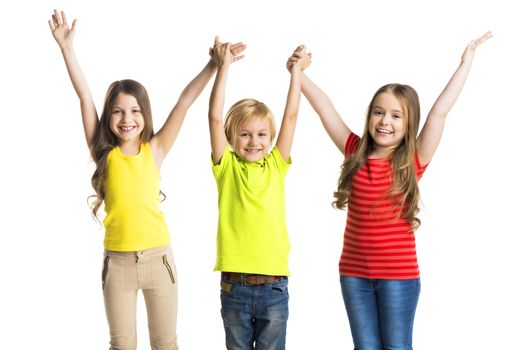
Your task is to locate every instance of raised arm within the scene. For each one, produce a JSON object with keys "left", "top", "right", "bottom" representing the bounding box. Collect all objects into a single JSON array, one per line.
[
  {"left": 208, "top": 36, "right": 245, "bottom": 164},
  {"left": 289, "top": 51, "right": 351, "bottom": 155},
  {"left": 417, "top": 31, "right": 492, "bottom": 165},
  {"left": 276, "top": 46, "right": 311, "bottom": 161},
  {"left": 49, "top": 9, "right": 98, "bottom": 151},
  {"left": 151, "top": 40, "right": 246, "bottom": 167}
]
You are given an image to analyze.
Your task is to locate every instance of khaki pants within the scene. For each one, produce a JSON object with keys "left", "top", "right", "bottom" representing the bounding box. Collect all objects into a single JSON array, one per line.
[{"left": 102, "top": 246, "right": 178, "bottom": 350}]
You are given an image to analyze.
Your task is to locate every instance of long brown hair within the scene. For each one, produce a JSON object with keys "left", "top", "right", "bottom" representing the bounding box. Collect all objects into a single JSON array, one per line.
[
  {"left": 89, "top": 79, "right": 154, "bottom": 219},
  {"left": 333, "top": 83, "right": 423, "bottom": 229}
]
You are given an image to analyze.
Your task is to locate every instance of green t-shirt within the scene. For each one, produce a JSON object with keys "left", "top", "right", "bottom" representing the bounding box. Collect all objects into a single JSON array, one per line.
[{"left": 212, "top": 146, "right": 291, "bottom": 276}]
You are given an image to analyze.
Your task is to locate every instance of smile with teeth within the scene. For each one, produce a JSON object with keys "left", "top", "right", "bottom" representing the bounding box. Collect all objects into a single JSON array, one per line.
[
  {"left": 119, "top": 126, "right": 137, "bottom": 132},
  {"left": 376, "top": 128, "right": 393, "bottom": 135}
]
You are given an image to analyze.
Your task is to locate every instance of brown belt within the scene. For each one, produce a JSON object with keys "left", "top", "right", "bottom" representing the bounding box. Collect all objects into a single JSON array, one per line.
[{"left": 221, "top": 272, "right": 285, "bottom": 285}]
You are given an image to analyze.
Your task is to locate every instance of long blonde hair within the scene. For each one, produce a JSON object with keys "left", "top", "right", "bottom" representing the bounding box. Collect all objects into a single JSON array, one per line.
[
  {"left": 89, "top": 79, "right": 154, "bottom": 219},
  {"left": 224, "top": 98, "right": 276, "bottom": 149},
  {"left": 333, "top": 83, "right": 423, "bottom": 229}
]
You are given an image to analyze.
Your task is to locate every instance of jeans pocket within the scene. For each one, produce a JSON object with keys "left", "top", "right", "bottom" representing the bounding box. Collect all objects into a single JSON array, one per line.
[
  {"left": 221, "top": 280, "right": 233, "bottom": 294},
  {"left": 101, "top": 255, "right": 110, "bottom": 290},
  {"left": 270, "top": 279, "right": 289, "bottom": 296},
  {"left": 162, "top": 254, "right": 176, "bottom": 284}
]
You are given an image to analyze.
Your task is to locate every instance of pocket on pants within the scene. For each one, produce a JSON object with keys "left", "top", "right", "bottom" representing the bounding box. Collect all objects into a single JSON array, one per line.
[
  {"left": 151, "top": 252, "right": 177, "bottom": 297},
  {"left": 162, "top": 254, "right": 176, "bottom": 284},
  {"left": 101, "top": 255, "right": 110, "bottom": 290},
  {"left": 270, "top": 279, "right": 289, "bottom": 296}
]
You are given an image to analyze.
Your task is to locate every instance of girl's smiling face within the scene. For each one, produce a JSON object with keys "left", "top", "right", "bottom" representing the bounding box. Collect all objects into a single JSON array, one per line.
[
  {"left": 109, "top": 92, "right": 145, "bottom": 144},
  {"left": 368, "top": 91, "right": 405, "bottom": 157}
]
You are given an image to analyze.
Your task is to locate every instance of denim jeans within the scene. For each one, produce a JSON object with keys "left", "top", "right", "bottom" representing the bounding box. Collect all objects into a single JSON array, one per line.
[
  {"left": 340, "top": 276, "right": 420, "bottom": 350},
  {"left": 220, "top": 276, "right": 289, "bottom": 350}
]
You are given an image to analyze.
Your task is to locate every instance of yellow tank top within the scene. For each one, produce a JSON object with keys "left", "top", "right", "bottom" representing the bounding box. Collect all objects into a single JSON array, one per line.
[{"left": 103, "top": 143, "right": 170, "bottom": 251}]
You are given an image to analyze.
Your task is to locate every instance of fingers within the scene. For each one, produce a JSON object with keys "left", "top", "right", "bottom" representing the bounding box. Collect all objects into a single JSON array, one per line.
[
  {"left": 53, "top": 9, "right": 62, "bottom": 26},
  {"left": 230, "top": 42, "right": 247, "bottom": 56},
  {"left": 469, "top": 31, "right": 493, "bottom": 50},
  {"left": 210, "top": 37, "right": 245, "bottom": 65},
  {"left": 232, "top": 54, "right": 245, "bottom": 63},
  {"left": 476, "top": 31, "right": 493, "bottom": 45},
  {"left": 288, "top": 44, "right": 312, "bottom": 71},
  {"left": 50, "top": 9, "right": 74, "bottom": 32},
  {"left": 61, "top": 10, "right": 68, "bottom": 27},
  {"left": 71, "top": 19, "right": 77, "bottom": 33}
]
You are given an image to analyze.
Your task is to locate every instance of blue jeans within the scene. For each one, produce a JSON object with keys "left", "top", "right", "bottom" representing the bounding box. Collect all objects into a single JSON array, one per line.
[
  {"left": 220, "top": 276, "right": 289, "bottom": 350},
  {"left": 340, "top": 276, "right": 420, "bottom": 350}
]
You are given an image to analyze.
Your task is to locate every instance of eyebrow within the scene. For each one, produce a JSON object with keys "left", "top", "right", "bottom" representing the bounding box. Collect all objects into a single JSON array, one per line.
[
  {"left": 112, "top": 105, "right": 140, "bottom": 109},
  {"left": 239, "top": 129, "right": 270, "bottom": 134},
  {"left": 373, "top": 106, "right": 403, "bottom": 114}
]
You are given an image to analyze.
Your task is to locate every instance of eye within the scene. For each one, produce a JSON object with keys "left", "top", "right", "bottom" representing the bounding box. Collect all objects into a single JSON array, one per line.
[
  {"left": 239, "top": 133, "right": 248, "bottom": 137},
  {"left": 259, "top": 133, "right": 267, "bottom": 137},
  {"left": 132, "top": 109, "right": 141, "bottom": 114},
  {"left": 373, "top": 110, "right": 383, "bottom": 116},
  {"left": 393, "top": 114, "right": 402, "bottom": 119},
  {"left": 112, "top": 109, "right": 123, "bottom": 115}
]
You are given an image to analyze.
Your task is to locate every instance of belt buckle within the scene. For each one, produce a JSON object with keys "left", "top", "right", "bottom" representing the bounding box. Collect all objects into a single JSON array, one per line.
[{"left": 244, "top": 274, "right": 259, "bottom": 285}]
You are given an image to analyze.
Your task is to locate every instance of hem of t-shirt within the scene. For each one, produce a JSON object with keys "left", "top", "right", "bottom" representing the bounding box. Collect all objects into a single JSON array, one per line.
[
  {"left": 339, "top": 271, "right": 420, "bottom": 280},
  {"left": 214, "top": 265, "right": 290, "bottom": 277},
  {"left": 104, "top": 239, "right": 171, "bottom": 252}
]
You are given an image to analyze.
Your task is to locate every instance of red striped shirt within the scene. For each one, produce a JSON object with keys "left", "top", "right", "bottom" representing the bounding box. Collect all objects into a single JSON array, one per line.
[{"left": 339, "top": 133, "right": 428, "bottom": 279}]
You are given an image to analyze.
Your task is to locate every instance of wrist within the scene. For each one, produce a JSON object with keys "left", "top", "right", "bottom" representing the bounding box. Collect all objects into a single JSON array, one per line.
[
  {"left": 218, "top": 62, "right": 230, "bottom": 71},
  {"left": 60, "top": 44, "right": 74, "bottom": 54},
  {"left": 291, "top": 64, "right": 302, "bottom": 74},
  {"left": 207, "top": 58, "right": 218, "bottom": 69}
]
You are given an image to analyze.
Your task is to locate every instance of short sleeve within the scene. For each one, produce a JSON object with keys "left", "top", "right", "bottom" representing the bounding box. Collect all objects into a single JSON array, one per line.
[
  {"left": 211, "top": 146, "right": 232, "bottom": 181},
  {"left": 267, "top": 147, "right": 291, "bottom": 177},
  {"left": 345, "top": 132, "right": 361, "bottom": 158},
  {"left": 414, "top": 153, "right": 429, "bottom": 180}
]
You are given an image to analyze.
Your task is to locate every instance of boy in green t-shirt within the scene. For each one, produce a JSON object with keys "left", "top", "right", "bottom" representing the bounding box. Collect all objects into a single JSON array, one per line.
[{"left": 208, "top": 37, "right": 310, "bottom": 349}]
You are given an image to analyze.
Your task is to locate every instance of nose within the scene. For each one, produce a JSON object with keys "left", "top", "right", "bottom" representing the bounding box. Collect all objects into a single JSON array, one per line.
[
  {"left": 379, "top": 114, "right": 391, "bottom": 125},
  {"left": 121, "top": 112, "right": 132, "bottom": 122}
]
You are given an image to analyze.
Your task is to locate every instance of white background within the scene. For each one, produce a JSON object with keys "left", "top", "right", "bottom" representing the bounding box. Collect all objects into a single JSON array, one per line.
[{"left": 1, "top": 0, "right": 524, "bottom": 348}]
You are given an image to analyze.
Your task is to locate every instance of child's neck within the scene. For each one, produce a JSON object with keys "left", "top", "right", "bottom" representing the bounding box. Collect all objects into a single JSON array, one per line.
[
  {"left": 369, "top": 145, "right": 394, "bottom": 159},
  {"left": 118, "top": 139, "right": 141, "bottom": 156}
]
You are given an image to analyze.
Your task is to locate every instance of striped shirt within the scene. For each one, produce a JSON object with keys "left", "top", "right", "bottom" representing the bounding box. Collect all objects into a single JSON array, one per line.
[{"left": 339, "top": 133, "right": 428, "bottom": 279}]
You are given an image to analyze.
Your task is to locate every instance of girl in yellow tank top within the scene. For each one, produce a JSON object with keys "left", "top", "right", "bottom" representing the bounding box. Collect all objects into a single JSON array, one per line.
[{"left": 49, "top": 9, "right": 247, "bottom": 349}]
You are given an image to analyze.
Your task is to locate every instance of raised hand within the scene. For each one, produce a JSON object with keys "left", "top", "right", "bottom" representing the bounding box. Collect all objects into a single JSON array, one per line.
[
  {"left": 49, "top": 9, "right": 98, "bottom": 150},
  {"left": 417, "top": 31, "right": 492, "bottom": 165},
  {"left": 287, "top": 45, "right": 312, "bottom": 72},
  {"left": 48, "top": 9, "right": 77, "bottom": 50},
  {"left": 210, "top": 36, "right": 246, "bottom": 67},
  {"left": 462, "top": 31, "right": 492, "bottom": 64}
]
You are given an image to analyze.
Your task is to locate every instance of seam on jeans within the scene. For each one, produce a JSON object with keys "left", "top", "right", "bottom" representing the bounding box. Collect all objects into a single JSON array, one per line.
[
  {"left": 162, "top": 254, "right": 176, "bottom": 284},
  {"left": 102, "top": 255, "right": 110, "bottom": 290},
  {"left": 404, "top": 280, "right": 420, "bottom": 347}
]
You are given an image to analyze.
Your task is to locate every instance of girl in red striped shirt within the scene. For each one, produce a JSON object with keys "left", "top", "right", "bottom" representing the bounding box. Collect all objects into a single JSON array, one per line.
[{"left": 288, "top": 32, "right": 491, "bottom": 349}]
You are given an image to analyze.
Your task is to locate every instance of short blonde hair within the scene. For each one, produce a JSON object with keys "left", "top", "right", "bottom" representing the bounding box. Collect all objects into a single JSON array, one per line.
[{"left": 224, "top": 98, "right": 276, "bottom": 149}]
